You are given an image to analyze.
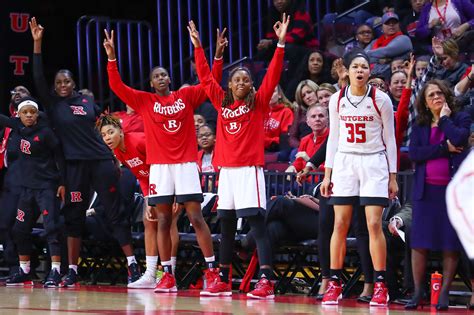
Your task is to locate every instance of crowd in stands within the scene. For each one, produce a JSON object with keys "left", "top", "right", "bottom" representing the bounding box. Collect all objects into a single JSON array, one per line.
[{"left": 0, "top": 0, "right": 473, "bottom": 310}]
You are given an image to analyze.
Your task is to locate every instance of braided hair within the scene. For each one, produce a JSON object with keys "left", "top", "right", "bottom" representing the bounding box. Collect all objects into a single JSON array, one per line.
[
  {"left": 95, "top": 113, "right": 123, "bottom": 132},
  {"left": 222, "top": 66, "right": 256, "bottom": 110}
]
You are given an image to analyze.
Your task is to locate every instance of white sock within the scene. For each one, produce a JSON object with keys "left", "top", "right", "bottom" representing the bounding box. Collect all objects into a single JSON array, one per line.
[
  {"left": 171, "top": 256, "right": 177, "bottom": 275},
  {"left": 69, "top": 264, "right": 78, "bottom": 273},
  {"left": 127, "top": 256, "right": 137, "bottom": 266},
  {"left": 20, "top": 261, "right": 31, "bottom": 274},
  {"left": 51, "top": 262, "right": 61, "bottom": 272},
  {"left": 145, "top": 256, "right": 158, "bottom": 277}
]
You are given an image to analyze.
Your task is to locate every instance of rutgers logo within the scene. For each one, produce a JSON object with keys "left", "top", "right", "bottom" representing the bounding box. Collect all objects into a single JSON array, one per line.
[
  {"left": 16, "top": 209, "right": 25, "bottom": 222},
  {"left": 225, "top": 122, "right": 242, "bottom": 135},
  {"left": 138, "top": 170, "right": 149, "bottom": 177},
  {"left": 70, "top": 192, "right": 83, "bottom": 203},
  {"left": 126, "top": 157, "right": 144, "bottom": 168},
  {"left": 70, "top": 106, "right": 87, "bottom": 115},
  {"left": 20, "top": 139, "right": 31, "bottom": 154},
  {"left": 149, "top": 184, "right": 157, "bottom": 195},
  {"left": 163, "top": 119, "right": 182, "bottom": 133}
]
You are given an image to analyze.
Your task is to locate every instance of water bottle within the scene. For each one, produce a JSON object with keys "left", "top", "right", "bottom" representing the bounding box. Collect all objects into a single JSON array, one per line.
[{"left": 431, "top": 271, "right": 443, "bottom": 305}]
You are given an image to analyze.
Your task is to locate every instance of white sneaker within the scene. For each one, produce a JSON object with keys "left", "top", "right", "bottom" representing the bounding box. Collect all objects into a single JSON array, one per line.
[{"left": 127, "top": 273, "right": 156, "bottom": 289}]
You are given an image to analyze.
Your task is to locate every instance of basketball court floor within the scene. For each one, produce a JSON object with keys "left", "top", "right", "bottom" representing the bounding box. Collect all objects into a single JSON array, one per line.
[{"left": 0, "top": 285, "right": 471, "bottom": 314}]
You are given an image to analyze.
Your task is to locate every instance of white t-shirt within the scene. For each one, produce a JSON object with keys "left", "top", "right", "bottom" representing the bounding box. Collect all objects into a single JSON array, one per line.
[{"left": 429, "top": 1, "right": 461, "bottom": 39}]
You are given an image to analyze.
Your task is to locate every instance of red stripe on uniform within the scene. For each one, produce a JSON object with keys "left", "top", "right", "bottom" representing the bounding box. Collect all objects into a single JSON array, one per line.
[{"left": 254, "top": 167, "right": 261, "bottom": 208}]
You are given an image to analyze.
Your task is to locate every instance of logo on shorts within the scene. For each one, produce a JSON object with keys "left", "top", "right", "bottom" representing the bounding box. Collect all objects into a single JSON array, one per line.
[
  {"left": 16, "top": 209, "right": 25, "bottom": 222},
  {"left": 70, "top": 191, "right": 83, "bottom": 203}
]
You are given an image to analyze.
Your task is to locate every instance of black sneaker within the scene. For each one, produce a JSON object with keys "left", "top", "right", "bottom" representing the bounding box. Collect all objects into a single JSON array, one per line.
[
  {"left": 0, "top": 266, "right": 20, "bottom": 282},
  {"left": 60, "top": 268, "right": 78, "bottom": 288},
  {"left": 6, "top": 268, "right": 33, "bottom": 286},
  {"left": 128, "top": 262, "right": 141, "bottom": 283},
  {"left": 44, "top": 269, "right": 61, "bottom": 288}
]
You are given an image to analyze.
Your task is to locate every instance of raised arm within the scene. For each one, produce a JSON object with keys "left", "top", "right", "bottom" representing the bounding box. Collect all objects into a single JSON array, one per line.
[
  {"left": 255, "top": 14, "right": 289, "bottom": 108},
  {"left": 104, "top": 29, "right": 148, "bottom": 112},
  {"left": 188, "top": 20, "right": 225, "bottom": 109},
  {"left": 29, "top": 17, "right": 53, "bottom": 108}
]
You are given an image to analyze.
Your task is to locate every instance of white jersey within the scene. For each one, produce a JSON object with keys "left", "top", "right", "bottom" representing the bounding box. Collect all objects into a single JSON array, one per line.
[{"left": 326, "top": 86, "right": 397, "bottom": 173}]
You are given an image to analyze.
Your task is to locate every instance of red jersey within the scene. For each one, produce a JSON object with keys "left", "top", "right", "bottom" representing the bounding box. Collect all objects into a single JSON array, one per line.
[
  {"left": 107, "top": 58, "right": 223, "bottom": 164},
  {"left": 113, "top": 111, "right": 144, "bottom": 133},
  {"left": 195, "top": 46, "right": 285, "bottom": 167},
  {"left": 264, "top": 103, "right": 294, "bottom": 149},
  {"left": 293, "top": 128, "right": 328, "bottom": 172},
  {"left": 113, "top": 132, "right": 150, "bottom": 196}
]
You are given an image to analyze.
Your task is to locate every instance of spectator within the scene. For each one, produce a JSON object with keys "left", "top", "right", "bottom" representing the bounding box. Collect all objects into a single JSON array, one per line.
[
  {"left": 288, "top": 80, "right": 319, "bottom": 149},
  {"left": 316, "top": 83, "right": 337, "bottom": 108},
  {"left": 390, "top": 57, "right": 409, "bottom": 74},
  {"left": 197, "top": 124, "right": 217, "bottom": 174},
  {"left": 406, "top": 79, "right": 471, "bottom": 310},
  {"left": 286, "top": 50, "right": 335, "bottom": 102},
  {"left": 389, "top": 70, "right": 409, "bottom": 111},
  {"left": 400, "top": 0, "right": 431, "bottom": 55},
  {"left": 365, "top": 12, "right": 413, "bottom": 78},
  {"left": 194, "top": 114, "right": 206, "bottom": 135},
  {"left": 344, "top": 24, "right": 375, "bottom": 54},
  {"left": 415, "top": 56, "right": 430, "bottom": 80},
  {"left": 434, "top": 39, "right": 469, "bottom": 88},
  {"left": 257, "top": 0, "right": 318, "bottom": 80},
  {"left": 264, "top": 85, "right": 294, "bottom": 152},
  {"left": 416, "top": 0, "right": 474, "bottom": 52},
  {"left": 368, "top": 75, "right": 389, "bottom": 93},
  {"left": 286, "top": 104, "right": 329, "bottom": 174}
]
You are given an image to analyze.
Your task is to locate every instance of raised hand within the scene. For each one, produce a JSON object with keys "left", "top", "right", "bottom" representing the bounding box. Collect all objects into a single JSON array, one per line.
[
  {"left": 187, "top": 20, "right": 202, "bottom": 48},
  {"left": 273, "top": 13, "right": 290, "bottom": 45},
  {"left": 103, "top": 29, "right": 116, "bottom": 60},
  {"left": 29, "top": 17, "right": 44, "bottom": 41},
  {"left": 440, "top": 102, "right": 451, "bottom": 118},
  {"left": 215, "top": 28, "right": 228, "bottom": 59},
  {"left": 334, "top": 58, "right": 348, "bottom": 80},
  {"left": 406, "top": 53, "right": 415, "bottom": 87},
  {"left": 432, "top": 37, "right": 444, "bottom": 58}
]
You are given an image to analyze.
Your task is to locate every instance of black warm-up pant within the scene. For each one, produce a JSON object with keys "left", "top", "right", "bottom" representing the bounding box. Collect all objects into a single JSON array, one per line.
[
  {"left": 13, "top": 187, "right": 62, "bottom": 257},
  {"left": 318, "top": 196, "right": 374, "bottom": 283},
  {"left": 62, "top": 159, "right": 131, "bottom": 246},
  {"left": 243, "top": 196, "right": 319, "bottom": 252},
  {"left": 0, "top": 184, "right": 21, "bottom": 266}
]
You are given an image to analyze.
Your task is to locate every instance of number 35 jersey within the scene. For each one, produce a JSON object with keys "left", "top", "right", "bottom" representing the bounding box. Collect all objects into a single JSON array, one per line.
[{"left": 325, "top": 86, "right": 397, "bottom": 173}]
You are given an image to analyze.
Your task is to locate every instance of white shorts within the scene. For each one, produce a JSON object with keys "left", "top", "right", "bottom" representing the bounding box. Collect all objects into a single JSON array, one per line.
[
  {"left": 148, "top": 162, "right": 203, "bottom": 205},
  {"left": 330, "top": 151, "right": 389, "bottom": 206},
  {"left": 217, "top": 166, "right": 266, "bottom": 217}
]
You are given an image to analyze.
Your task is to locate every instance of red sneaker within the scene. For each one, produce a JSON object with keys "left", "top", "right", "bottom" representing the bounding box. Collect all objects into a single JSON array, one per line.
[
  {"left": 203, "top": 268, "right": 220, "bottom": 288},
  {"left": 370, "top": 282, "right": 389, "bottom": 306},
  {"left": 247, "top": 277, "right": 275, "bottom": 299},
  {"left": 154, "top": 272, "right": 177, "bottom": 293},
  {"left": 200, "top": 279, "right": 232, "bottom": 296},
  {"left": 322, "top": 280, "right": 342, "bottom": 305}
]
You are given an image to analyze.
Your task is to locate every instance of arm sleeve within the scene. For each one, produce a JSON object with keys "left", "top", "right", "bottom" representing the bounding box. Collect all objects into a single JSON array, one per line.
[
  {"left": 255, "top": 47, "right": 285, "bottom": 110},
  {"left": 438, "top": 112, "right": 471, "bottom": 146},
  {"left": 366, "top": 36, "right": 413, "bottom": 60},
  {"left": 194, "top": 47, "right": 226, "bottom": 110},
  {"left": 46, "top": 131, "right": 66, "bottom": 186},
  {"left": 288, "top": 111, "right": 301, "bottom": 148},
  {"left": 415, "top": 4, "right": 432, "bottom": 39},
  {"left": 325, "top": 94, "right": 340, "bottom": 169},
  {"left": 308, "top": 137, "right": 327, "bottom": 168},
  {"left": 0, "top": 115, "right": 16, "bottom": 129},
  {"left": 395, "top": 88, "right": 412, "bottom": 148},
  {"left": 408, "top": 126, "right": 449, "bottom": 161},
  {"left": 281, "top": 109, "right": 294, "bottom": 133},
  {"left": 33, "top": 53, "right": 54, "bottom": 109},
  {"left": 380, "top": 93, "right": 398, "bottom": 173},
  {"left": 107, "top": 60, "right": 149, "bottom": 114},
  {"left": 185, "top": 57, "right": 225, "bottom": 110},
  {"left": 459, "top": 0, "right": 474, "bottom": 29}
]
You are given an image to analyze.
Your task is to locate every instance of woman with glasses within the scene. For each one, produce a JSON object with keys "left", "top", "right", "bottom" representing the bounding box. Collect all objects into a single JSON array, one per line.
[
  {"left": 406, "top": 79, "right": 471, "bottom": 310},
  {"left": 345, "top": 24, "right": 375, "bottom": 54}
]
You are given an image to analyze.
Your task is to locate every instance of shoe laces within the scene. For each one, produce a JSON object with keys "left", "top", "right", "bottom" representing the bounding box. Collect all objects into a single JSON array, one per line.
[
  {"left": 255, "top": 277, "right": 269, "bottom": 288},
  {"left": 373, "top": 284, "right": 385, "bottom": 297}
]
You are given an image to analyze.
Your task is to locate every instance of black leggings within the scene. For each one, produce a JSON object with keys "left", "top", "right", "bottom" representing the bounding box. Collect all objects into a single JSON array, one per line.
[{"left": 318, "top": 196, "right": 374, "bottom": 283}]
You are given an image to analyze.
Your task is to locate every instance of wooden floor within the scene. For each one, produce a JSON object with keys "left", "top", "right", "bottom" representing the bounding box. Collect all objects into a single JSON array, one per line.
[{"left": 0, "top": 285, "right": 471, "bottom": 314}]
